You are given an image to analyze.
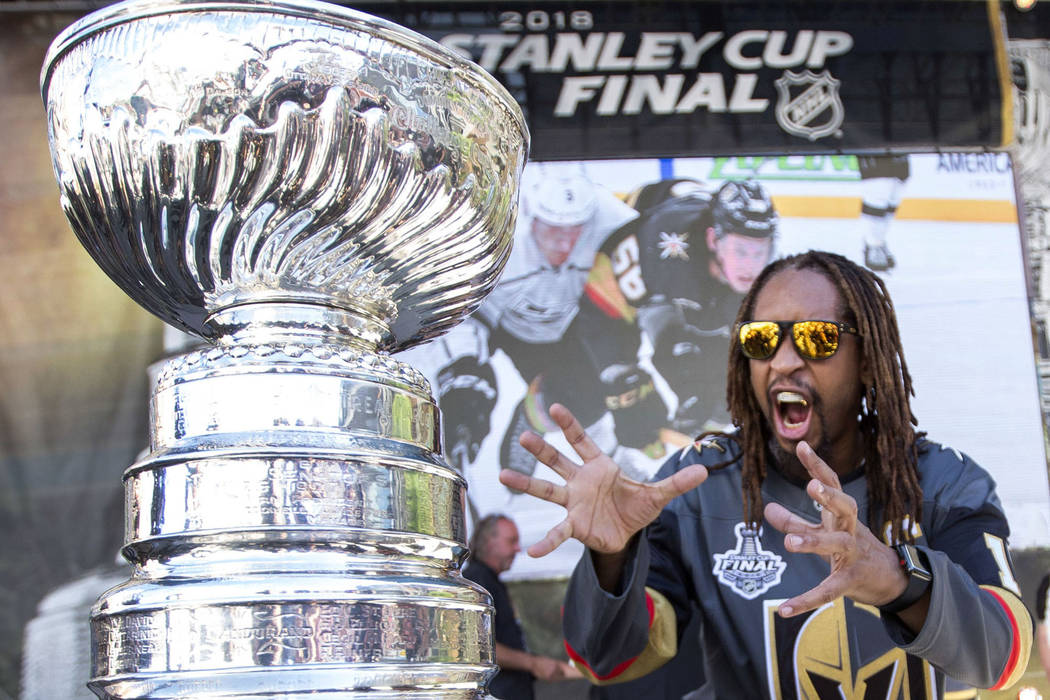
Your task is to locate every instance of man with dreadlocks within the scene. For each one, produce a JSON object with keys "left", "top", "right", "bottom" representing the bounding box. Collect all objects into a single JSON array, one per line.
[{"left": 500, "top": 251, "right": 1031, "bottom": 698}]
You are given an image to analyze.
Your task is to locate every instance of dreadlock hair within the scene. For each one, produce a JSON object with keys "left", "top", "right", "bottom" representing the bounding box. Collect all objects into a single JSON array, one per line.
[
  {"left": 469, "top": 513, "right": 512, "bottom": 563},
  {"left": 724, "top": 250, "right": 924, "bottom": 544}
]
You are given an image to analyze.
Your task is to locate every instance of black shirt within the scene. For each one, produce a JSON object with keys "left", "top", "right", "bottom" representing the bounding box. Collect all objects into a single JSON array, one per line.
[{"left": 463, "top": 559, "right": 534, "bottom": 700}]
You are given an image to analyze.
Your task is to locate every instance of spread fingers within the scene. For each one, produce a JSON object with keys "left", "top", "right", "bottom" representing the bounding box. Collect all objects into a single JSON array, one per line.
[
  {"left": 518, "top": 431, "right": 578, "bottom": 481},
  {"left": 777, "top": 577, "right": 844, "bottom": 618},
  {"left": 498, "top": 470, "right": 568, "bottom": 507},
  {"left": 796, "top": 441, "right": 843, "bottom": 491},
  {"left": 764, "top": 502, "right": 822, "bottom": 536},
  {"left": 549, "top": 403, "right": 604, "bottom": 462},
  {"left": 807, "top": 478, "right": 858, "bottom": 532},
  {"left": 526, "top": 518, "right": 573, "bottom": 558},
  {"left": 782, "top": 530, "right": 854, "bottom": 557}
]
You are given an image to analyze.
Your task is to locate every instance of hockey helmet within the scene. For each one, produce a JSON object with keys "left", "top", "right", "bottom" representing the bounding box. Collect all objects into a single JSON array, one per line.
[
  {"left": 526, "top": 175, "right": 599, "bottom": 227},
  {"left": 711, "top": 179, "right": 778, "bottom": 239},
  {"left": 628, "top": 177, "right": 708, "bottom": 214}
]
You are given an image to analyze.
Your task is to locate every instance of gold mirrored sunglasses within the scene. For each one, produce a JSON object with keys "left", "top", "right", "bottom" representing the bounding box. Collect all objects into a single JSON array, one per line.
[{"left": 737, "top": 320, "right": 860, "bottom": 360}]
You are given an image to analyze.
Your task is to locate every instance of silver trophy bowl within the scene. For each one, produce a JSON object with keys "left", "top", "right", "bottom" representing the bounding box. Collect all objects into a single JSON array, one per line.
[
  {"left": 42, "top": 0, "right": 526, "bottom": 350},
  {"left": 40, "top": 0, "right": 528, "bottom": 696}
]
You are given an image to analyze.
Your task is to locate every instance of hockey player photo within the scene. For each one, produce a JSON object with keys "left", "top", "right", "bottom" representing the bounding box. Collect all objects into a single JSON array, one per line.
[
  {"left": 399, "top": 162, "right": 665, "bottom": 525},
  {"left": 587, "top": 178, "right": 778, "bottom": 439},
  {"left": 857, "top": 154, "right": 910, "bottom": 271}
]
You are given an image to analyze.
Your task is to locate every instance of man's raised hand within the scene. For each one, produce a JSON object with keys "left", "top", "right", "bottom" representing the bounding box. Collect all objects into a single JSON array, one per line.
[
  {"left": 498, "top": 403, "right": 708, "bottom": 557},
  {"left": 764, "top": 441, "right": 912, "bottom": 620}
]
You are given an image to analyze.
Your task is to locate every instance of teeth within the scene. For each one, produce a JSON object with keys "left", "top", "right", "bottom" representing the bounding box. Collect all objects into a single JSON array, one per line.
[
  {"left": 777, "top": 391, "right": 808, "bottom": 429},
  {"left": 776, "top": 391, "right": 808, "bottom": 407}
]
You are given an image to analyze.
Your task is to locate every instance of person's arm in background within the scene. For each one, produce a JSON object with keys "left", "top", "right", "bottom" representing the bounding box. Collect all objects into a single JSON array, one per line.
[
  {"left": 494, "top": 643, "right": 582, "bottom": 681},
  {"left": 1038, "top": 623, "right": 1050, "bottom": 686},
  {"left": 426, "top": 319, "right": 497, "bottom": 471}
]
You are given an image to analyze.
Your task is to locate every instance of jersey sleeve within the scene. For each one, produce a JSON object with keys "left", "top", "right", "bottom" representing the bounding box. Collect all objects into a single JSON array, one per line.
[
  {"left": 562, "top": 451, "right": 700, "bottom": 685},
  {"left": 562, "top": 537, "right": 680, "bottom": 685},
  {"left": 882, "top": 445, "right": 1032, "bottom": 691},
  {"left": 586, "top": 216, "right": 650, "bottom": 320}
]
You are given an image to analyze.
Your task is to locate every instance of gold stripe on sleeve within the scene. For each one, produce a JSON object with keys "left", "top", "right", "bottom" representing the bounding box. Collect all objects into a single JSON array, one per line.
[
  {"left": 981, "top": 585, "right": 1033, "bottom": 691},
  {"left": 577, "top": 587, "right": 678, "bottom": 686}
]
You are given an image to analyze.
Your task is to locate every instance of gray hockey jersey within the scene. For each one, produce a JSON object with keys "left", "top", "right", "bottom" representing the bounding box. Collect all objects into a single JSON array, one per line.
[
  {"left": 563, "top": 437, "right": 1032, "bottom": 699},
  {"left": 477, "top": 185, "right": 636, "bottom": 344}
]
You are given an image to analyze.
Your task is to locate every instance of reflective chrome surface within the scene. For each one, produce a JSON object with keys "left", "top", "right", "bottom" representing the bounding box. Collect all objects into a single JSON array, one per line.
[
  {"left": 40, "top": 0, "right": 527, "bottom": 696},
  {"left": 42, "top": 0, "right": 528, "bottom": 352},
  {"left": 90, "top": 345, "right": 495, "bottom": 698}
]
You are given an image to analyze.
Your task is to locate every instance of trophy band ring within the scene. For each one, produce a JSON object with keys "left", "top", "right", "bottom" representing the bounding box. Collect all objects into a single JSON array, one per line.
[{"left": 40, "top": 0, "right": 529, "bottom": 696}]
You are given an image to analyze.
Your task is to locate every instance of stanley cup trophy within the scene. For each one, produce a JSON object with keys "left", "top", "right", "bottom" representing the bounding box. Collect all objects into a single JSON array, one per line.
[{"left": 40, "top": 0, "right": 529, "bottom": 696}]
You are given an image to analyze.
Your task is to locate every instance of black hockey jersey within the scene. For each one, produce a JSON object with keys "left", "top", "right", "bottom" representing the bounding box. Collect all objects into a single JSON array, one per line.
[
  {"left": 563, "top": 437, "right": 1032, "bottom": 699},
  {"left": 587, "top": 193, "right": 742, "bottom": 337}
]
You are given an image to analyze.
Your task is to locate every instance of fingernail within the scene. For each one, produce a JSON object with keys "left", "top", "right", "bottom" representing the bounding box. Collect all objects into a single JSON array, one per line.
[
  {"left": 787, "top": 534, "right": 802, "bottom": 547},
  {"left": 779, "top": 605, "right": 792, "bottom": 616},
  {"left": 816, "top": 483, "right": 825, "bottom": 495}
]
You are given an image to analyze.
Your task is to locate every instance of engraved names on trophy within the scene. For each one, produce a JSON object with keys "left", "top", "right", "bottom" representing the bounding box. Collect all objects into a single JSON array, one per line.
[
  {"left": 125, "top": 456, "right": 464, "bottom": 537},
  {"left": 94, "top": 601, "right": 490, "bottom": 675}
]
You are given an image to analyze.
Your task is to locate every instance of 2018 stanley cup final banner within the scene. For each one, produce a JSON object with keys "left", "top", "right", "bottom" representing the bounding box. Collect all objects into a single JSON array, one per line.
[{"left": 351, "top": 0, "right": 1012, "bottom": 159}]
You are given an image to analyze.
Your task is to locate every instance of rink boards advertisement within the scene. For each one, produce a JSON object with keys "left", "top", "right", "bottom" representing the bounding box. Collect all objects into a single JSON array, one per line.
[{"left": 398, "top": 152, "right": 1050, "bottom": 579}]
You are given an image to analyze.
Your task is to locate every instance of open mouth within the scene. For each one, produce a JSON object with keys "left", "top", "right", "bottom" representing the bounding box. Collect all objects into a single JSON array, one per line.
[{"left": 774, "top": 390, "right": 812, "bottom": 440}]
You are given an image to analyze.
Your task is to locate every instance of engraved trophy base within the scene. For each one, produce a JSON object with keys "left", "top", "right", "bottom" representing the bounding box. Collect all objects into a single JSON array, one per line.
[
  {"left": 88, "top": 341, "right": 494, "bottom": 698},
  {"left": 91, "top": 666, "right": 493, "bottom": 699}
]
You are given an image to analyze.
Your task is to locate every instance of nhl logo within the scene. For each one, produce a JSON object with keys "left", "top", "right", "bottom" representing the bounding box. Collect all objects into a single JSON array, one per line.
[
  {"left": 713, "top": 522, "right": 786, "bottom": 599},
  {"left": 774, "top": 70, "right": 844, "bottom": 141}
]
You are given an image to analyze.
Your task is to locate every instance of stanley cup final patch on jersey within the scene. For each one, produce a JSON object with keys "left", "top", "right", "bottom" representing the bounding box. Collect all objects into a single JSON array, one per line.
[{"left": 713, "top": 522, "right": 787, "bottom": 599}]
